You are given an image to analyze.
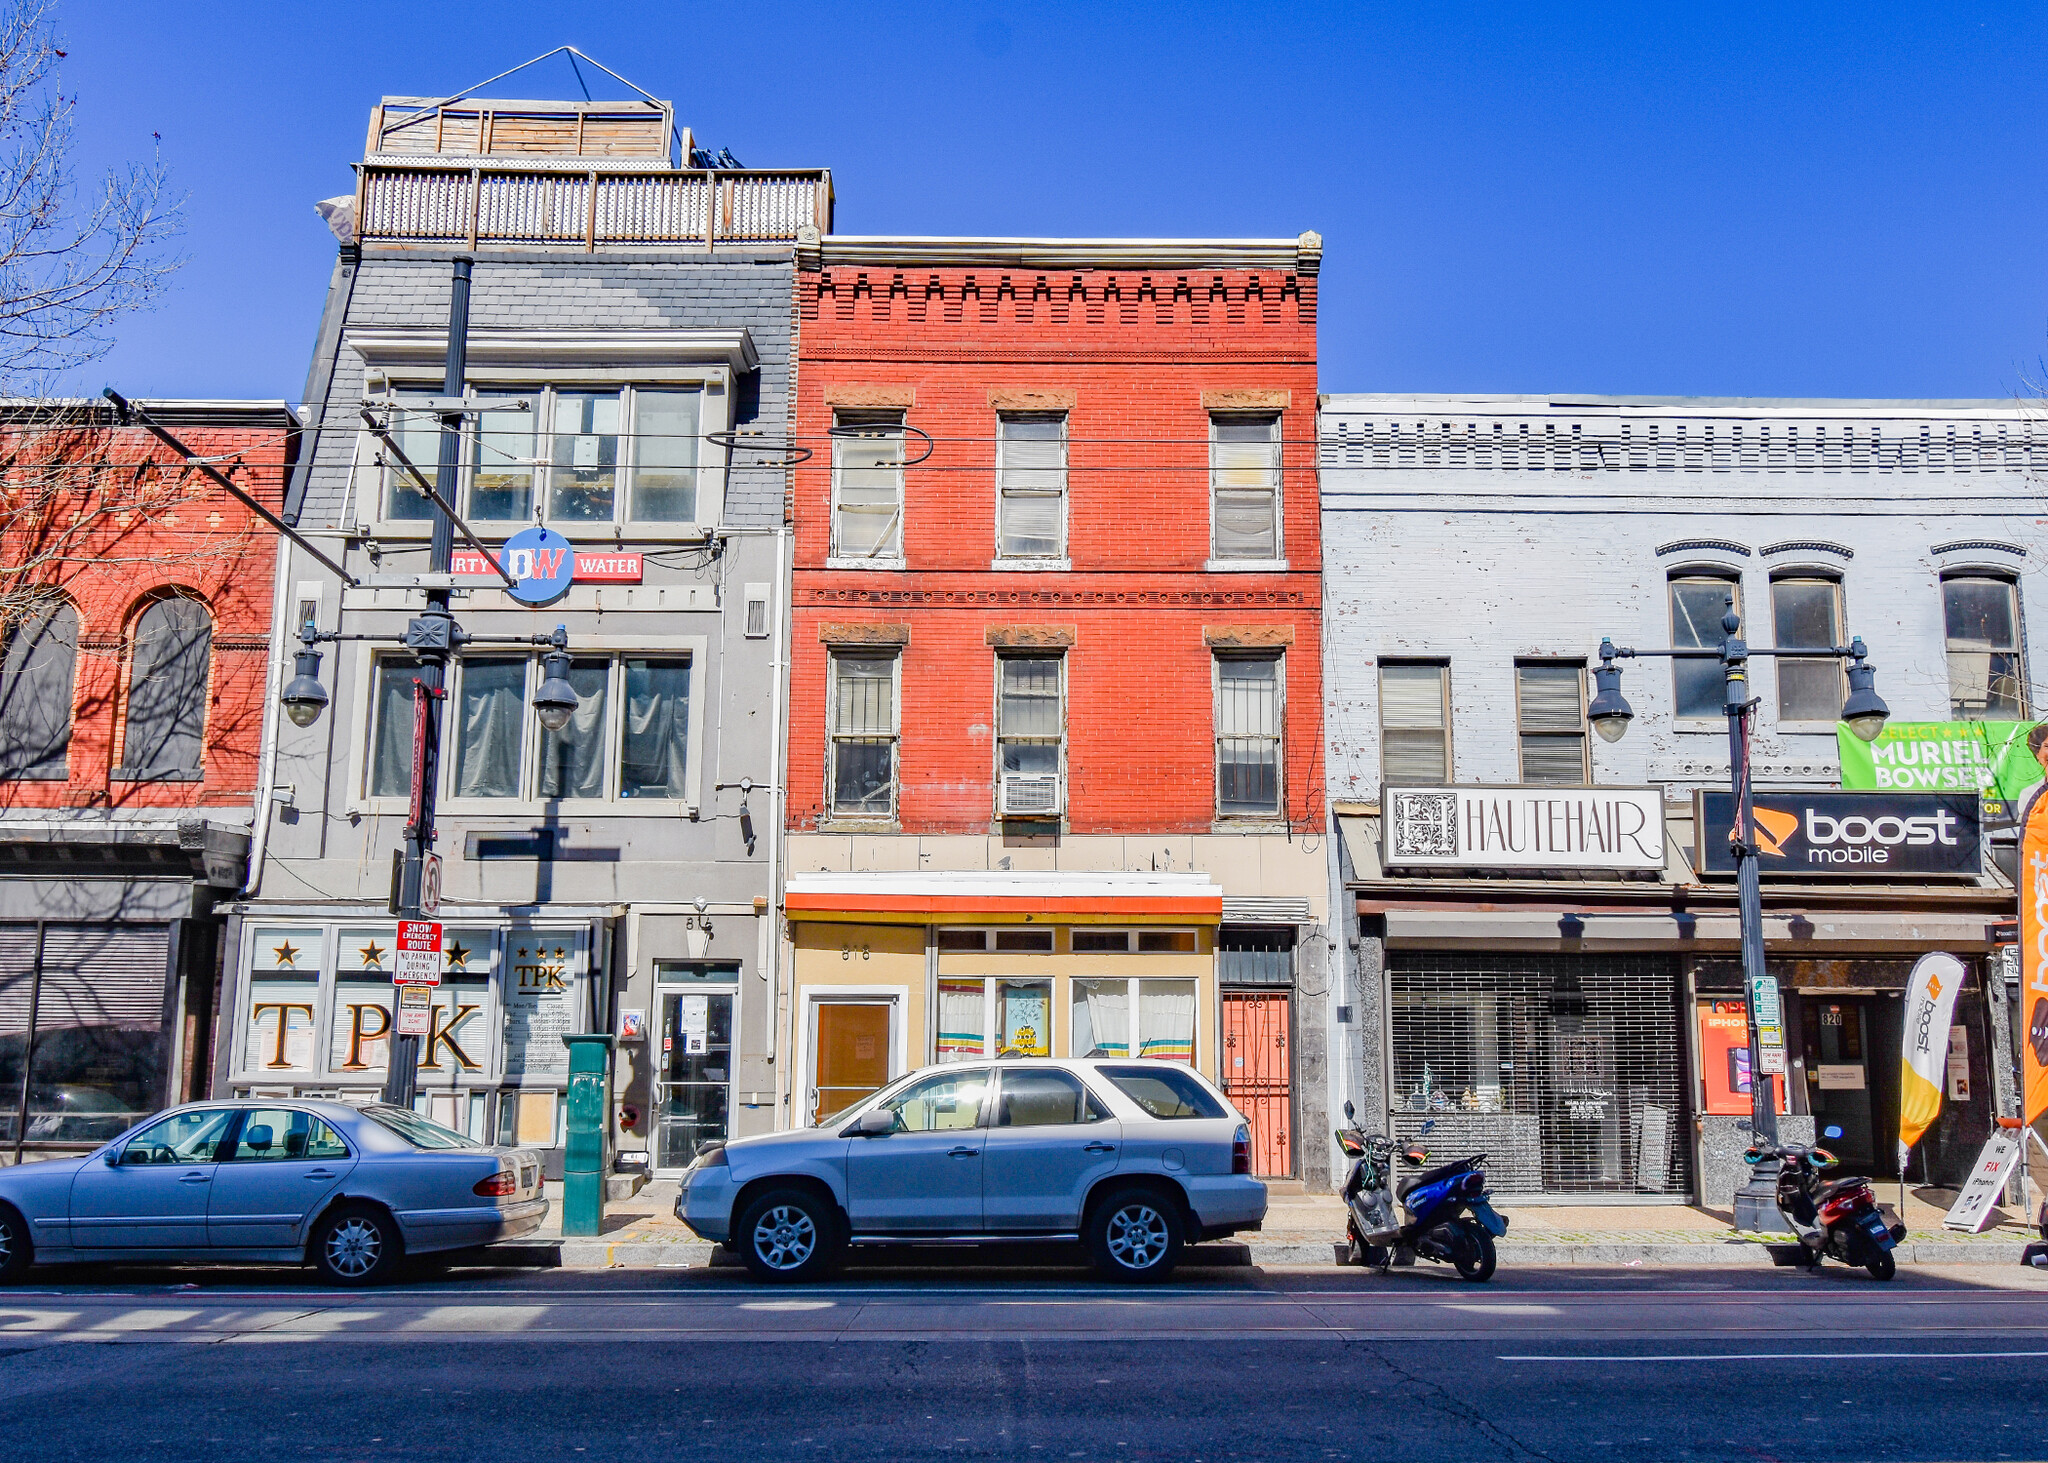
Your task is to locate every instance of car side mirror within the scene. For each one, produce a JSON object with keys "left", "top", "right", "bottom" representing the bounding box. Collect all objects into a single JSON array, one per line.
[
  {"left": 104, "top": 1149, "right": 121, "bottom": 1167},
  {"left": 855, "top": 1109, "right": 896, "bottom": 1137}
]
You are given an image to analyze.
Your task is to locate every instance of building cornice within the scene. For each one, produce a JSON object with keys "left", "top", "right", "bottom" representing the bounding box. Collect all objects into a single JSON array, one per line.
[{"left": 801, "top": 230, "right": 1321, "bottom": 276}]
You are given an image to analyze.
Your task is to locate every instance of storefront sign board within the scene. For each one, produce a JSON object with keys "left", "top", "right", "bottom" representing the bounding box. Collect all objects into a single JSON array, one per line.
[
  {"left": 1382, "top": 785, "right": 1666, "bottom": 871},
  {"left": 1696, "top": 791, "right": 1981, "bottom": 878},
  {"left": 1944, "top": 1130, "right": 2022, "bottom": 1232},
  {"left": 1697, "top": 1000, "right": 1786, "bottom": 1116},
  {"left": 393, "top": 920, "right": 442, "bottom": 985},
  {"left": 504, "top": 936, "right": 578, "bottom": 1079},
  {"left": 2023, "top": 787, "right": 2048, "bottom": 1129},
  {"left": 451, "top": 548, "right": 643, "bottom": 584},
  {"left": 1838, "top": 720, "right": 2041, "bottom": 817}
]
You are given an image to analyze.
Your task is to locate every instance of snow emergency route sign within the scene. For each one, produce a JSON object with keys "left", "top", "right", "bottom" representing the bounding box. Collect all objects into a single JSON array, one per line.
[{"left": 394, "top": 920, "right": 442, "bottom": 986}]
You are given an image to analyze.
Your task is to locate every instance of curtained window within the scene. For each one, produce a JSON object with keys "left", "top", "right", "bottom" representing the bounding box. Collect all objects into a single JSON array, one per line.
[
  {"left": 996, "top": 415, "right": 1065, "bottom": 557},
  {"left": 622, "top": 657, "right": 691, "bottom": 798},
  {"left": 537, "top": 660, "right": 610, "bottom": 800},
  {"left": 0, "top": 600, "right": 77, "bottom": 779},
  {"left": 368, "top": 660, "right": 417, "bottom": 798},
  {"left": 450, "top": 658, "right": 526, "bottom": 798},
  {"left": 1210, "top": 414, "right": 1281, "bottom": 560},
  {"left": 120, "top": 597, "right": 212, "bottom": 778},
  {"left": 1379, "top": 662, "right": 1450, "bottom": 784}
]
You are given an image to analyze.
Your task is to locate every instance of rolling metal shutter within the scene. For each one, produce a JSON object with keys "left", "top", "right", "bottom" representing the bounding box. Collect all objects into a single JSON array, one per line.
[
  {"left": 33, "top": 926, "right": 173, "bottom": 1033},
  {"left": 1388, "top": 951, "right": 1689, "bottom": 1196},
  {"left": 0, "top": 925, "right": 39, "bottom": 1041}
]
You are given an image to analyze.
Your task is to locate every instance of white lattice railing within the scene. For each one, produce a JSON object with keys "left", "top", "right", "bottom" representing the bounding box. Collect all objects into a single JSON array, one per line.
[{"left": 357, "top": 162, "right": 831, "bottom": 248}]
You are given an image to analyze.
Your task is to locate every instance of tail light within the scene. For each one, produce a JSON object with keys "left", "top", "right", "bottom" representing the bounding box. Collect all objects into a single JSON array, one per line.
[
  {"left": 473, "top": 1170, "right": 518, "bottom": 1197},
  {"left": 1232, "top": 1125, "right": 1251, "bottom": 1175}
]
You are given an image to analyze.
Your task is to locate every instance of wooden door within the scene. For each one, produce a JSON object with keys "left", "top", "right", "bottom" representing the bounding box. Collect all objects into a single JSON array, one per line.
[
  {"left": 812, "top": 1002, "right": 892, "bottom": 1123},
  {"left": 1222, "top": 991, "right": 1292, "bottom": 1177}
]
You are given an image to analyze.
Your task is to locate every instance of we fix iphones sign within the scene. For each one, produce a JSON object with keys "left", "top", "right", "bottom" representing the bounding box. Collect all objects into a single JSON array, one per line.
[{"left": 1695, "top": 791, "right": 1981, "bottom": 878}]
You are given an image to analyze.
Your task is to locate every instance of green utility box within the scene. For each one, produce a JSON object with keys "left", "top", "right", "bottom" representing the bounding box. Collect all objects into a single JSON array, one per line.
[{"left": 560, "top": 1033, "right": 616, "bottom": 1238}]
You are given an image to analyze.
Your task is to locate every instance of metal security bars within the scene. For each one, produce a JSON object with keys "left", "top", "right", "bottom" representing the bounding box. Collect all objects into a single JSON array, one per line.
[
  {"left": 1216, "top": 654, "right": 1283, "bottom": 817},
  {"left": 1387, "top": 952, "right": 1689, "bottom": 1197}
]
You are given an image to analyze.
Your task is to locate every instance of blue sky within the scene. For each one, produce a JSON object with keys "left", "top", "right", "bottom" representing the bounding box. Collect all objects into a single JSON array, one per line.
[{"left": 59, "top": 2, "right": 2048, "bottom": 402}]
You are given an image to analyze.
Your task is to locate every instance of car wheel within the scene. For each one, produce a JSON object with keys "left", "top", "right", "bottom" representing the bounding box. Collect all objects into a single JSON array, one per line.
[
  {"left": 311, "top": 1203, "right": 403, "bottom": 1287},
  {"left": 1088, "top": 1186, "right": 1183, "bottom": 1283},
  {"left": 0, "top": 1204, "right": 30, "bottom": 1284},
  {"left": 736, "top": 1188, "right": 842, "bottom": 1283}
]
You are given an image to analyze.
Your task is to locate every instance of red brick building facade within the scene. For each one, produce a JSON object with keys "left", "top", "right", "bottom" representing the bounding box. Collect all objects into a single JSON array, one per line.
[{"left": 780, "top": 235, "right": 1330, "bottom": 1179}]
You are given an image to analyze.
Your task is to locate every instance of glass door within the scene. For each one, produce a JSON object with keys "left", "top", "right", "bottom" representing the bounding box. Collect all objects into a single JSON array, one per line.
[
  {"left": 656, "top": 984, "right": 734, "bottom": 1171},
  {"left": 1802, "top": 997, "right": 1876, "bottom": 1170}
]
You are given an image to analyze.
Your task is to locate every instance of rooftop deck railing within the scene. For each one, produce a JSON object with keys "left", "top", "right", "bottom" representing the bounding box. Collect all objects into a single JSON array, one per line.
[{"left": 355, "top": 159, "right": 833, "bottom": 249}]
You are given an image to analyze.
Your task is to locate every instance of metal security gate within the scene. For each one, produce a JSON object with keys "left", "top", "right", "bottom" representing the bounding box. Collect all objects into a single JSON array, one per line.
[
  {"left": 1387, "top": 952, "right": 1688, "bottom": 1196},
  {"left": 1222, "top": 991, "right": 1292, "bottom": 1177}
]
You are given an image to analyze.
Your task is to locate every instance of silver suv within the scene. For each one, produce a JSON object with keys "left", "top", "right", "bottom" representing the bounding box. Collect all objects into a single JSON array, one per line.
[{"left": 677, "top": 1058, "right": 1265, "bottom": 1282}]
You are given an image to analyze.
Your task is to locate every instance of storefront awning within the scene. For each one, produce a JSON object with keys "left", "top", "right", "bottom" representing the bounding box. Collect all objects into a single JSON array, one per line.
[
  {"left": 1377, "top": 905, "right": 2001, "bottom": 953},
  {"left": 785, "top": 870, "right": 1223, "bottom": 924}
]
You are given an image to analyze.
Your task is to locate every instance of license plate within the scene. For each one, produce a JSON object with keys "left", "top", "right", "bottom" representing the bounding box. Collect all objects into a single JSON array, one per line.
[{"left": 1859, "top": 1214, "right": 1893, "bottom": 1248}]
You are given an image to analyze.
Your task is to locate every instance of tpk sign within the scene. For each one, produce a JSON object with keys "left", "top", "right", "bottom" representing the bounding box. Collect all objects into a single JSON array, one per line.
[{"left": 1695, "top": 791, "right": 1980, "bottom": 878}]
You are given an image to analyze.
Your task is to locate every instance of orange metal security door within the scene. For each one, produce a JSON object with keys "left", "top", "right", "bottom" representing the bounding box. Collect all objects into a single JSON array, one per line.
[{"left": 1222, "top": 991, "right": 1292, "bottom": 1177}]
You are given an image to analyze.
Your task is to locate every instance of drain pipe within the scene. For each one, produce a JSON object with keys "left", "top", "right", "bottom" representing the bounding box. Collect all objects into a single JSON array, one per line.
[{"left": 243, "top": 531, "right": 295, "bottom": 897}]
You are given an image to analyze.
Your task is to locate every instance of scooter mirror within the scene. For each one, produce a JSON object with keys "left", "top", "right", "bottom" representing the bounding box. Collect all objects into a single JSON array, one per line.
[
  {"left": 1822, "top": 1124, "right": 1844, "bottom": 1140},
  {"left": 1811, "top": 1148, "right": 1837, "bottom": 1168},
  {"left": 1741, "top": 1147, "right": 1763, "bottom": 1165},
  {"left": 1344, "top": 1100, "right": 1356, "bottom": 1121}
]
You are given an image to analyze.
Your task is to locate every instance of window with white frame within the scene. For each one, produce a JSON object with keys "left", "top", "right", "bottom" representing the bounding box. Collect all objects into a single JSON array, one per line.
[
  {"left": 366, "top": 651, "right": 695, "bottom": 805},
  {"left": 1771, "top": 576, "right": 1845, "bottom": 722},
  {"left": 1379, "top": 661, "right": 1451, "bottom": 784},
  {"left": 997, "top": 655, "right": 1062, "bottom": 817},
  {"left": 379, "top": 385, "right": 704, "bottom": 527},
  {"left": 1215, "top": 652, "right": 1283, "bottom": 818},
  {"left": 996, "top": 414, "right": 1066, "bottom": 559},
  {"left": 1669, "top": 574, "right": 1740, "bottom": 720},
  {"left": 831, "top": 411, "right": 905, "bottom": 561},
  {"left": 828, "top": 651, "right": 899, "bottom": 817},
  {"left": 1210, "top": 414, "right": 1282, "bottom": 560},
  {"left": 1516, "top": 662, "right": 1589, "bottom": 785},
  {"left": 1943, "top": 574, "right": 2027, "bottom": 719}
]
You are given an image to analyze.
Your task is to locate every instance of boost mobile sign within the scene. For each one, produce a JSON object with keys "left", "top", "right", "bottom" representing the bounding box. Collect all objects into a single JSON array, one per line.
[{"left": 1695, "top": 791, "right": 1980, "bottom": 878}]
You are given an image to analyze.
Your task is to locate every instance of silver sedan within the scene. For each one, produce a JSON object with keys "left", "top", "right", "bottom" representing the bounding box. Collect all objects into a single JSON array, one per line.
[
  {"left": 0, "top": 1099, "right": 548, "bottom": 1286},
  {"left": 678, "top": 1058, "right": 1266, "bottom": 1282}
]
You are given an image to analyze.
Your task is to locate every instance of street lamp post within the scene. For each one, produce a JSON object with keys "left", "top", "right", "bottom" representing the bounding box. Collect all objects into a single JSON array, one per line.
[{"left": 1587, "top": 598, "right": 1889, "bottom": 1231}]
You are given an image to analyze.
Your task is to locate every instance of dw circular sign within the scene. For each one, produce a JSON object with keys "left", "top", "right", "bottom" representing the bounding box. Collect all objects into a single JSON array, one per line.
[{"left": 499, "top": 525, "right": 574, "bottom": 606}]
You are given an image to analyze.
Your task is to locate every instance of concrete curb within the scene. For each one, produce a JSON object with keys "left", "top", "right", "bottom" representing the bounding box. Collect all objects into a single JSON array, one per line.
[{"left": 476, "top": 1234, "right": 2028, "bottom": 1270}]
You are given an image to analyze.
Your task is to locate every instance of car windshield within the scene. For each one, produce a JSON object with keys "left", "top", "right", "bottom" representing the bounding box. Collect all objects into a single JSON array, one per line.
[
  {"left": 1099, "top": 1065, "right": 1228, "bottom": 1119},
  {"left": 359, "top": 1104, "right": 482, "bottom": 1150}
]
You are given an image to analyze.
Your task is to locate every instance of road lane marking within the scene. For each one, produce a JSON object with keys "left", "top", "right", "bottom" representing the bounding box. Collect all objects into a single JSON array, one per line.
[{"left": 1500, "top": 1351, "right": 2048, "bottom": 1362}]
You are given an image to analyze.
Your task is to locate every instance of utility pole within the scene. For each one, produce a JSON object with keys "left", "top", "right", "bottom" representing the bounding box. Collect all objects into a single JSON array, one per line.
[{"left": 382, "top": 256, "right": 473, "bottom": 1107}]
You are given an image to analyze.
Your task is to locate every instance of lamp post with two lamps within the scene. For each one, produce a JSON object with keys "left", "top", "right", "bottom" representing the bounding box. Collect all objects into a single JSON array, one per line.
[{"left": 1585, "top": 598, "right": 1889, "bottom": 1230}]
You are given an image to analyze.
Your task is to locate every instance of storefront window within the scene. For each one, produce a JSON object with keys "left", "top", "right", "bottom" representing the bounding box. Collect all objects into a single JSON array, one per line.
[
  {"left": 1071, "top": 978, "right": 1196, "bottom": 1063},
  {"left": 937, "top": 979, "right": 986, "bottom": 1061},
  {"left": 934, "top": 978, "right": 1051, "bottom": 1059},
  {"left": 247, "top": 925, "right": 320, "bottom": 1076}
]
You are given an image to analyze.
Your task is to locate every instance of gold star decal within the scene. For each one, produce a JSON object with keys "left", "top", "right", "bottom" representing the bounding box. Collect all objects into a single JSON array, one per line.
[
  {"left": 552, "top": 946, "right": 567, "bottom": 961},
  {"left": 271, "top": 941, "right": 301, "bottom": 968},
  {"left": 358, "top": 942, "right": 388, "bottom": 969},
  {"left": 444, "top": 940, "right": 473, "bottom": 971}
]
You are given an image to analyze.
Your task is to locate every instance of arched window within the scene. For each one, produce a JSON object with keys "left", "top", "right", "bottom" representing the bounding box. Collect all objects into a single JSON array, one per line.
[
  {"left": 119, "top": 596, "right": 213, "bottom": 779},
  {"left": 0, "top": 600, "right": 78, "bottom": 779}
]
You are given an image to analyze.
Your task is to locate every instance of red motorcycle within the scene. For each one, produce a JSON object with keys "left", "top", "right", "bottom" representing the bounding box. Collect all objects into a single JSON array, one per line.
[{"left": 1746, "top": 1124, "right": 1905, "bottom": 1281}]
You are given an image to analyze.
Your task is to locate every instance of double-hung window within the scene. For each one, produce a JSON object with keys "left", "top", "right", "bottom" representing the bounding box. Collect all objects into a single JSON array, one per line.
[
  {"left": 997, "top": 656, "right": 1062, "bottom": 817},
  {"left": 1516, "top": 662, "right": 1589, "bottom": 784},
  {"left": 1210, "top": 414, "right": 1282, "bottom": 562},
  {"left": 1772, "top": 576, "right": 1845, "bottom": 723},
  {"left": 1379, "top": 662, "right": 1451, "bottom": 784},
  {"left": 829, "top": 652, "right": 899, "bottom": 818},
  {"left": 367, "top": 651, "right": 697, "bottom": 806},
  {"left": 1669, "top": 575, "right": 1740, "bottom": 721},
  {"left": 996, "top": 415, "right": 1066, "bottom": 560},
  {"left": 1215, "top": 653, "right": 1283, "bottom": 818},
  {"left": 831, "top": 411, "right": 905, "bottom": 562},
  {"left": 1943, "top": 575, "right": 2027, "bottom": 719},
  {"left": 379, "top": 385, "right": 706, "bottom": 528},
  {"left": 0, "top": 599, "right": 77, "bottom": 780}
]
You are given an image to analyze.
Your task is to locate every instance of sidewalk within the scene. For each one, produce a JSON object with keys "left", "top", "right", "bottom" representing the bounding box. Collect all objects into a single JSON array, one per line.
[{"left": 502, "top": 1179, "right": 2043, "bottom": 1270}]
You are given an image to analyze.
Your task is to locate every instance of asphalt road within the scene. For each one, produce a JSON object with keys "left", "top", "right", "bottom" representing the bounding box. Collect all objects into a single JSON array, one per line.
[{"left": 2, "top": 1261, "right": 2046, "bottom": 1462}]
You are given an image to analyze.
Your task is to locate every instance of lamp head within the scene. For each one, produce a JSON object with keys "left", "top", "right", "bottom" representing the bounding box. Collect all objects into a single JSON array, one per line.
[
  {"left": 279, "top": 644, "right": 329, "bottom": 728},
  {"left": 533, "top": 649, "right": 579, "bottom": 733},
  {"left": 1841, "top": 642, "right": 1889, "bottom": 743},
  {"left": 1587, "top": 644, "right": 1634, "bottom": 744}
]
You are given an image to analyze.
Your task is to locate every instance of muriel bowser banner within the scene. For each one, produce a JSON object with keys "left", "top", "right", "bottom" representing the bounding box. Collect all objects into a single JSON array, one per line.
[
  {"left": 1696, "top": 791, "right": 1982, "bottom": 878},
  {"left": 1838, "top": 720, "right": 2042, "bottom": 803}
]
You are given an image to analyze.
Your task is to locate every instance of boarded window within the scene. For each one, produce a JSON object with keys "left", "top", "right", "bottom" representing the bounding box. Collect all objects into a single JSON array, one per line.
[
  {"left": 0, "top": 601, "right": 77, "bottom": 780},
  {"left": 996, "top": 415, "right": 1065, "bottom": 557},
  {"left": 120, "top": 597, "right": 212, "bottom": 778},
  {"left": 1516, "top": 662, "right": 1588, "bottom": 785},
  {"left": 1379, "top": 662, "right": 1449, "bottom": 784}
]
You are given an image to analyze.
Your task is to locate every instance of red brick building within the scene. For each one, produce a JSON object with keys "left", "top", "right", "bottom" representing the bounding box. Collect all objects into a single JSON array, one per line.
[
  {"left": 1, "top": 400, "right": 298, "bottom": 1154},
  {"left": 780, "top": 234, "right": 1330, "bottom": 1179}
]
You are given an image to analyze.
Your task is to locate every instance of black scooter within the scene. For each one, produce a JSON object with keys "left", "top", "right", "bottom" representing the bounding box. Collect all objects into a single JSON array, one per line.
[
  {"left": 1750, "top": 1124, "right": 1905, "bottom": 1281},
  {"left": 1335, "top": 1102, "right": 1507, "bottom": 1282}
]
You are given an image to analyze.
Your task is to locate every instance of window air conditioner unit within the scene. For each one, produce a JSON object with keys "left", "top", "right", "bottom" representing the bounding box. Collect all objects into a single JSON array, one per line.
[{"left": 1000, "top": 772, "right": 1060, "bottom": 817}]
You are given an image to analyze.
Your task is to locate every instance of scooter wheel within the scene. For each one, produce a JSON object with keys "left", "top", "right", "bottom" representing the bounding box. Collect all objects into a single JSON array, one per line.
[
  {"left": 1865, "top": 1250, "right": 1896, "bottom": 1282},
  {"left": 1451, "top": 1219, "right": 1497, "bottom": 1283}
]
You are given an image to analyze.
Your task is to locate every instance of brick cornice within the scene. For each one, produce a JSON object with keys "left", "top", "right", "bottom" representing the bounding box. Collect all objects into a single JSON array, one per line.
[
  {"left": 984, "top": 625, "right": 1076, "bottom": 649},
  {"left": 1204, "top": 624, "right": 1295, "bottom": 648},
  {"left": 818, "top": 621, "right": 911, "bottom": 646}
]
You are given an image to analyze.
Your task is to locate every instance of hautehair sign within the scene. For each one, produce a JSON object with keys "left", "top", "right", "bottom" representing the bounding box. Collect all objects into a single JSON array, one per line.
[
  {"left": 1695, "top": 791, "right": 1981, "bottom": 878},
  {"left": 1382, "top": 785, "right": 1667, "bottom": 872}
]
